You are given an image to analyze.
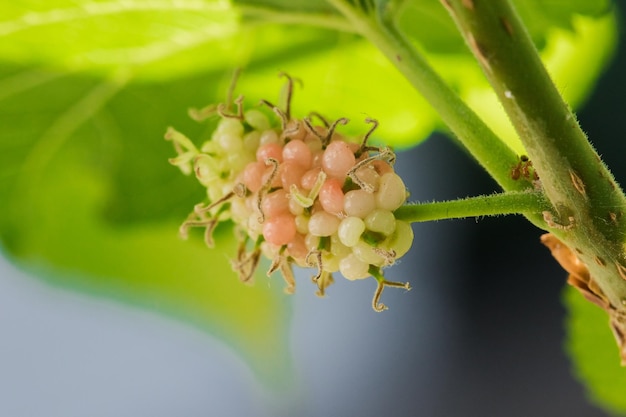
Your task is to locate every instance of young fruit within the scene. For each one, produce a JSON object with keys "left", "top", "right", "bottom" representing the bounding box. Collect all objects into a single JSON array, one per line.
[{"left": 166, "top": 73, "right": 412, "bottom": 311}]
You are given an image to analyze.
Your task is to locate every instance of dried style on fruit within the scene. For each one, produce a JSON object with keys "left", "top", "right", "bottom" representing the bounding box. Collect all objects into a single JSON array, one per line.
[{"left": 166, "top": 73, "right": 412, "bottom": 311}]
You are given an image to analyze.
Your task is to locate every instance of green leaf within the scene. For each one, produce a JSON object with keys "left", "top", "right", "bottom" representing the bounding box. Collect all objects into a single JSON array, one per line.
[
  {"left": 514, "top": 0, "right": 612, "bottom": 35},
  {"left": 0, "top": 1, "right": 248, "bottom": 79},
  {"left": 564, "top": 286, "right": 626, "bottom": 415},
  {"left": 1, "top": 1, "right": 617, "bottom": 151},
  {"left": 0, "top": 65, "right": 292, "bottom": 386}
]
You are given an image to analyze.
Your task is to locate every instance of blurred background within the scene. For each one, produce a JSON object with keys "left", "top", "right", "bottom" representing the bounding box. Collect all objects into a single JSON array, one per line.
[{"left": 1, "top": 3, "right": 626, "bottom": 417}]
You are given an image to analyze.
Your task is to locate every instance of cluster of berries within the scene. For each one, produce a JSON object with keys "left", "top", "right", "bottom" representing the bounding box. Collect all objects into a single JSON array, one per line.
[{"left": 166, "top": 74, "right": 412, "bottom": 311}]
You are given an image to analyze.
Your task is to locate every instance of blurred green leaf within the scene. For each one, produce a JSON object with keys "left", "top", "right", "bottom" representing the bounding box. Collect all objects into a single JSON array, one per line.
[
  {"left": 0, "top": 66, "right": 292, "bottom": 386},
  {"left": 0, "top": 0, "right": 244, "bottom": 79},
  {"left": 564, "top": 286, "right": 626, "bottom": 415},
  {"left": 0, "top": 1, "right": 616, "bottom": 150},
  {"left": 514, "top": 0, "right": 612, "bottom": 35}
]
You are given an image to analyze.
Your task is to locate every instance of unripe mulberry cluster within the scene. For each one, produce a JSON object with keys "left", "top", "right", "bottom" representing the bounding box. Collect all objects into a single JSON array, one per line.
[{"left": 166, "top": 74, "right": 413, "bottom": 311}]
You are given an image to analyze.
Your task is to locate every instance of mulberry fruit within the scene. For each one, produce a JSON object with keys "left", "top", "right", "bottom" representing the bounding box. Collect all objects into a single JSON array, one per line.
[{"left": 166, "top": 73, "right": 413, "bottom": 311}]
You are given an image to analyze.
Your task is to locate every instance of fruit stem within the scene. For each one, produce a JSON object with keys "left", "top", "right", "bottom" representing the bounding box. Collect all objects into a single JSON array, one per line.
[{"left": 394, "top": 190, "right": 549, "bottom": 223}]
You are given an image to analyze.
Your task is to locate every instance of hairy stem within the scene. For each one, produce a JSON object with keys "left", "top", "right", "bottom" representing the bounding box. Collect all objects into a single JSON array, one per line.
[
  {"left": 395, "top": 190, "right": 549, "bottom": 223},
  {"left": 440, "top": 0, "right": 626, "bottom": 309}
]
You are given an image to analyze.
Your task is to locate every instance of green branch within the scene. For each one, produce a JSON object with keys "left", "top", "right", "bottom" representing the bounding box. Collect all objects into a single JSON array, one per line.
[
  {"left": 395, "top": 190, "right": 549, "bottom": 223},
  {"left": 440, "top": 1, "right": 626, "bottom": 312}
]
